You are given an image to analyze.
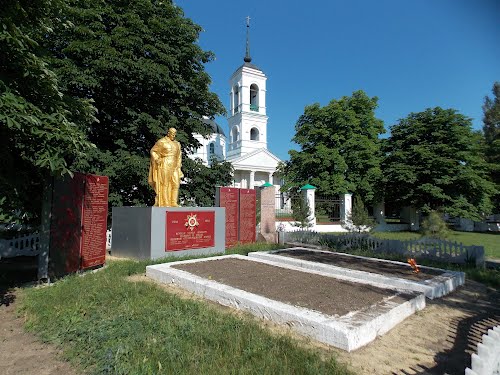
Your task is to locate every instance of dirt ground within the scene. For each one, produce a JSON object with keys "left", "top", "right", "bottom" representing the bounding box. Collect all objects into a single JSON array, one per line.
[
  {"left": 0, "top": 259, "right": 79, "bottom": 375},
  {"left": 174, "top": 257, "right": 415, "bottom": 316},
  {"left": 1, "top": 258, "right": 499, "bottom": 375}
]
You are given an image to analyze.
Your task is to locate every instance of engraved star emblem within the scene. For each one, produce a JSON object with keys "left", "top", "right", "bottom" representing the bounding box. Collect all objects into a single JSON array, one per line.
[{"left": 185, "top": 214, "right": 199, "bottom": 231}]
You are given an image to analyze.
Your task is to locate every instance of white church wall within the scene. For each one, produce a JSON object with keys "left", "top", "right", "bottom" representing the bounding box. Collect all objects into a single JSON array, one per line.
[{"left": 189, "top": 133, "right": 226, "bottom": 166}]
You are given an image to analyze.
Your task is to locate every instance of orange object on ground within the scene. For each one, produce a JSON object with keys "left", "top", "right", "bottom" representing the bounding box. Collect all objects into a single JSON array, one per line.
[{"left": 407, "top": 258, "right": 420, "bottom": 273}]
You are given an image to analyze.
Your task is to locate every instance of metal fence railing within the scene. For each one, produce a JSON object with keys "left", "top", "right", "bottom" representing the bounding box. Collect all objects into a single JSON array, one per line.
[{"left": 315, "top": 196, "right": 341, "bottom": 223}]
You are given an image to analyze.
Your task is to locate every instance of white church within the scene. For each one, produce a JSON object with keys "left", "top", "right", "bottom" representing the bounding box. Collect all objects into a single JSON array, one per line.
[{"left": 190, "top": 21, "right": 282, "bottom": 191}]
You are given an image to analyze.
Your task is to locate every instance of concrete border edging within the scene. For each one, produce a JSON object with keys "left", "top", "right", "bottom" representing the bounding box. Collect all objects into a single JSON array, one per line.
[
  {"left": 146, "top": 254, "right": 425, "bottom": 351},
  {"left": 248, "top": 248, "right": 465, "bottom": 299}
]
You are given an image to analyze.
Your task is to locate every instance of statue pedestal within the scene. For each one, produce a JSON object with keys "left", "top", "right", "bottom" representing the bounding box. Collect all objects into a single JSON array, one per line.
[{"left": 111, "top": 207, "right": 225, "bottom": 260}]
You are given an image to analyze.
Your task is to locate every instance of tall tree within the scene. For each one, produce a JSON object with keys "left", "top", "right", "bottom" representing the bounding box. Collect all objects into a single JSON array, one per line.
[
  {"left": 383, "top": 107, "right": 495, "bottom": 220},
  {"left": 180, "top": 157, "right": 233, "bottom": 207},
  {"left": 0, "top": 0, "right": 95, "bottom": 223},
  {"left": 279, "top": 90, "right": 384, "bottom": 204},
  {"left": 482, "top": 82, "right": 500, "bottom": 211},
  {"left": 45, "top": 0, "right": 226, "bottom": 208}
]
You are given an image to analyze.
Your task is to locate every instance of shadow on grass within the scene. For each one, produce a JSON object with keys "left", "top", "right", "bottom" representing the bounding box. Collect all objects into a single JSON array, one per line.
[{"left": 0, "top": 256, "right": 38, "bottom": 307}]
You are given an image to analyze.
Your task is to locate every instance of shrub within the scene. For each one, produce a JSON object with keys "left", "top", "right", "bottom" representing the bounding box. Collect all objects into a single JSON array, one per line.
[
  {"left": 421, "top": 211, "right": 450, "bottom": 239},
  {"left": 342, "top": 196, "right": 376, "bottom": 233}
]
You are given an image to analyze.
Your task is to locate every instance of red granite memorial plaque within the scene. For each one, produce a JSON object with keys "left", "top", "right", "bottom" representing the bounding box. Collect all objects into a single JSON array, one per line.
[
  {"left": 165, "top": 211, "right": 215, "bottom": 251},
  {"left": 49, "top": 174, "right": 85, "bottom": 275},
  {"left": 80, "top": 174, "right": 109, "bottom": 269},
  {"left": 48, "top": 173, "right": 108, "bottom": 276},
  {"left": 239, "top": 189, "right": 256, "bottom": 243},
  {"left": 217, "top": 187, "right": 239, "bottom": 247}
]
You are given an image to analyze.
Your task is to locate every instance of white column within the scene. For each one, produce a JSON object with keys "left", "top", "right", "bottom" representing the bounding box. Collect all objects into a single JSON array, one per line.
[
  {"left": 268, "top": 172, "right": 273, "bottom": 185},
  {"left": 249, "top": 170, "right": 255, "bottom": 189},
  {"left": 374, "top": 201, "right": 386, "bottom": 224},
  {"left": 301, "top": 185, "right": 316, "bottom": 227},
  {"left": 340, "top": 193, "right": 353, "bottom": 223}
]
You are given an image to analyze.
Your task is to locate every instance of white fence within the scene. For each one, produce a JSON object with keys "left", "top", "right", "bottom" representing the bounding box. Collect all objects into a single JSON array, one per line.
[
  {"left": 0, "top": 233, "right": 41, "bottom": 258},
  {"left": 465, "top": 326, "right": 500, "bottom": 375},
  {"left": 0, "top": 232, "right": 49, "bottom": 280}
]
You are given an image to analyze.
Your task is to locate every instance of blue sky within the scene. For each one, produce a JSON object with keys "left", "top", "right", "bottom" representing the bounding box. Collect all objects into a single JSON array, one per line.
[{"left": 175, "top": 0, "right": 500, "bottom": 161}]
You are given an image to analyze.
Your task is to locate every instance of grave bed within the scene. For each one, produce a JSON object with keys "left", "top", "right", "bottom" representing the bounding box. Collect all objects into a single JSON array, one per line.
[
  {"left": 146, "top": 255, "right": 425, "bottom": 351},
  {"left": 248, "top": 248, "right": 465, "bottom": 299}
]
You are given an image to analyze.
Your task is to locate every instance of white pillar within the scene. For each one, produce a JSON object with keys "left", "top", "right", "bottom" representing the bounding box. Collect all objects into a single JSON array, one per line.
[
  {"left": 340, "top": 193, "right": 352, "bottom": 223},
  {"left": 374, "top": 201, "right": 386, "bottom": 224},
  {"left": 301, "top": 184, "right": 316, "bottom": 227},
  {"left": 268, "top": 172, "right": 273, "bottom": 185},
  {"left": 249, "top": 170, "right": 255, "bottom": 189}
]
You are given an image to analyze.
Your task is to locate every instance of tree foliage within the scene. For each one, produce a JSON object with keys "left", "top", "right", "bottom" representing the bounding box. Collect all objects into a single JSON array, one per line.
[
  {"left": 45, "top": 0, "right": 226, "bottom": 208},
  {"left": 420, "top": 211, "right": 449, "bottom": 239},
  {"left": 180, "top": 157, "right": 233, "bottom": 207},
  {"left": 383, "top": 107, "right": 495, "bottom": 220},
  {"left": 482, "top": 82, "right": 500, "bottom": 211},
  {"left": 291, "top": 195, "right": 313, "bottom": 229},
  {"left": 343, "top": 195, "right": 376, "bottom": 233},
  {"left": 0, "top": 0, "right": 95, "bottom": 222},
  {"left": 279, "top": 90, "right": 384, "bottom": 205}
]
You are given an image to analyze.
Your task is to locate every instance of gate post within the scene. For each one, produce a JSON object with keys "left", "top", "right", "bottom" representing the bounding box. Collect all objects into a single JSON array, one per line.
[
  {"left": 300, "top": 184, "right": 316, "bottom": 227},
  {"left": 340, "top": 193, "right": 352, "bottom": 223},
  {"left": 374, "top": 201, "right": 386, "bottom": 224}
]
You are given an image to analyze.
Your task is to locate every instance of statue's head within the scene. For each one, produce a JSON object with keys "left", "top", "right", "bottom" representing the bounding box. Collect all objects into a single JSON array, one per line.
[{"left": 167, "top": 127, "right": 177, "bottom": 140}]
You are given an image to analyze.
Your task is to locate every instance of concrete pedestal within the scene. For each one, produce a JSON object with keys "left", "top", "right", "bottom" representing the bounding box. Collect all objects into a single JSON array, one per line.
[{"left": 111, "top": 206, "right": 225, "bottom": 260}]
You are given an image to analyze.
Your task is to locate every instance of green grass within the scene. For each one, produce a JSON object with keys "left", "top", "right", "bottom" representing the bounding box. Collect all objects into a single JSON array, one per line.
[
  {"left": 18, "top": 249, "right": 352, "bottom": 375},
  {"left": 372, "top": 230, "right": 500, "bottom": 260},
  {"left": 226, "top": 241, "right": 286, "bottom": 255}
]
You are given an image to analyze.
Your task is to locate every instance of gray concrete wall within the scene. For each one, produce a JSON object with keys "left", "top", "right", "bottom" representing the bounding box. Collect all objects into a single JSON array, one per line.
[{"left": 112, "top": 207, "right": 225, "bottom": 260}]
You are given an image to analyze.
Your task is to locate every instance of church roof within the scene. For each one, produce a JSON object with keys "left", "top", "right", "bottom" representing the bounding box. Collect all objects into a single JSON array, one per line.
[
  {"left": 228, "top": 148, "right": 281, "bottom": 170},
  {"left": 237, "top": 61, "right": 262, "bottom": 72},
  {"left": 202, "top": 117, "right": 225, "bottom": 137}
]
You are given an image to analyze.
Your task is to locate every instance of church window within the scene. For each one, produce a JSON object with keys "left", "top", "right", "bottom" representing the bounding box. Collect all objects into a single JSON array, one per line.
[
  {"left": 250, "top": 127, "right": 259, "bottom": 141},
  {"left": 250, "top": 84, "right": 259, "bottom": 112},
  {"left": 232, "top": 126, "right": 239, "bottom": 142},
  {"left": 209, "top": 143, "right": 215, "bottom": 154},
  {"left": 233, "top": 85, "right": 239, "bottom": 114}
]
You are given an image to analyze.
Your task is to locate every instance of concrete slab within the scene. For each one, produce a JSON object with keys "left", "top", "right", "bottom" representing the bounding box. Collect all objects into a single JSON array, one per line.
[
  {"left": 248, "top": 248, "right": 465, "bottom": 299},
  {"left": 146, "top": 255, "right": 425, "bottom": 351}
]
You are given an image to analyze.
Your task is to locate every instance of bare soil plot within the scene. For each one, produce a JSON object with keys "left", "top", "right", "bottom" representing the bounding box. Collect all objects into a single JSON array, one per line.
[
  {"left": 274, "top": 248, "right": 443, "bottom": 281},
  {"left": 173, "top": 257, "right": 416, "bottom": 317}
]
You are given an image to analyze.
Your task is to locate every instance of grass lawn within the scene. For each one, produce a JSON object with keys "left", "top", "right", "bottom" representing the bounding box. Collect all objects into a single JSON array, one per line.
[
  {"left": 372, "top": 230, "right": 500, "bottom": 260},
  {"left": 18, "top": 243, "right": 353, "bottom": 375}
]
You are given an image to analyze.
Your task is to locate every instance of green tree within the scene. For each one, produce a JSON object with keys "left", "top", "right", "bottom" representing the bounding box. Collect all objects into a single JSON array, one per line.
[
  {"left": 45, "top": 0, "right": 226, "bottom": 208},
  {"left": 482, "top": 82, "right": 500, "bottom": 212},
  {"left": 292, "top": 196, "right": 313, "bottom": 229},
  {"left": 343, "top": 195, "right": 376, "bottom": 233},
  {"left": 0, "top": 0, "right": 95, "bottom": 223},
  {"left": 279, "top": 90, "right": 384, "bottom": 205},
  {"left": 383, "top": 107, "right": 495, "bottom": 220},
  {"left": 180, "top": 157, "right": 234, "bottom": 207},
  {"left": 420, "top": 211, "right": 449, "bottom": 239}
]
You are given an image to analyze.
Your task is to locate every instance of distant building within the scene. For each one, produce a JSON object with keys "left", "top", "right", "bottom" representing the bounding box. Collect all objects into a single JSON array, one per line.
[
  {"left": 190, "top": 117, "right": 226, "bottom": 166},
  {"left": 189, "top": 20, "right": 281, "bottom": 190}
]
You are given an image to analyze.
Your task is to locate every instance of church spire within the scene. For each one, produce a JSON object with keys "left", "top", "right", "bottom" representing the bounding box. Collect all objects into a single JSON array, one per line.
[{"left": 244, "top": 16, "right": 251, "bottom": 63}]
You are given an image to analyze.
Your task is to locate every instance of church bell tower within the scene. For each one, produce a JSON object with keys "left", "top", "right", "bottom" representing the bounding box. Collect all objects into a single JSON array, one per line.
[{"left": 227, "top": 17, "right": 269, "bottom": 160}]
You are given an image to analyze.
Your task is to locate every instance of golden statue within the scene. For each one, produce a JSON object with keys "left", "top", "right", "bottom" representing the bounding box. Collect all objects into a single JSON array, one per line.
[{"left": 148, "top": 128, "right": 184, "bottom": 207}]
